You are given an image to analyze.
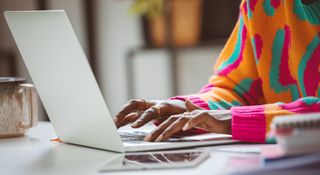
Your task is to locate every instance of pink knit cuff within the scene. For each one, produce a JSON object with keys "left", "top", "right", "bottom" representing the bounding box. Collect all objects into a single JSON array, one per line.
[{"left": 231, "top": 105, "right": 266, "bottom": 143}]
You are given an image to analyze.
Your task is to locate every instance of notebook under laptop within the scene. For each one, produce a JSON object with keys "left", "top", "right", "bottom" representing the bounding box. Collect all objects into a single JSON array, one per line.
[{"left": 4, "top": 10, "right": 236, "bottom": 152}]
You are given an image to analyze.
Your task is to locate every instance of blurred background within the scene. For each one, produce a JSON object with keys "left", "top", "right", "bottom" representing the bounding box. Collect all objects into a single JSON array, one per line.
[{"left": 0, "top": 0, "right": 241, "bottom": 120}]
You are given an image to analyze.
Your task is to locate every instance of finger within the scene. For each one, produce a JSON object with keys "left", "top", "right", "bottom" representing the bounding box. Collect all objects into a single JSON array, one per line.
[
  {"left": 155, "top": 117, "right": 189, "bottom": 142},
  {"left": 114, "top": 99, "right": 148, "bottom": 125},
  {"left": 130, "top": 108, "right": 157, "bottom": 128},
  {"left": 131, "top": 100, "right": 187, "bottom": 128},
  {"left": 182, "top": 112, "right": 209, "bottom": 131},
  {"left": 117, "top": 112, "right": 140, "bottom": 128},
  {"left": 185, "top": 100, "right": 204, "bottom": 112},
  {"left": 144, "top": 115, "right": 179, "bottom": 142},
  {"left": 131, "top": 104, "right": 167, "bottom": 128}
]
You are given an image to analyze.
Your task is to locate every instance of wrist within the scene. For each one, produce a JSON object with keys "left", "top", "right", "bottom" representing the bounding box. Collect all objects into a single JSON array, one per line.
[{"left": 222, "top": 119, "right": 232, "bottom": 134}]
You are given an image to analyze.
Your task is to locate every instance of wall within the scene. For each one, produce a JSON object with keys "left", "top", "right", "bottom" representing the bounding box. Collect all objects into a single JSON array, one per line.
[
  {"left": 97, "top": 0, "right": 144, "bottom": 115},
  {"left": 176, "top": 46, "right": 223, "bottom": 95}
]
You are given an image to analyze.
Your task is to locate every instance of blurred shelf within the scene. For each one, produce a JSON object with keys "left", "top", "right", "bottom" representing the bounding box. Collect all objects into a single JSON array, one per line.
[{"left": 130, "top": 38, "right": 228, "bottom": 53}]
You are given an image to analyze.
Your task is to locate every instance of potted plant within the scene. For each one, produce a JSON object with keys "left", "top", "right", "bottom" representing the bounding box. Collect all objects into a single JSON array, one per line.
[{"left": 129, "top": 0, "right": 203, "bottom": 47}]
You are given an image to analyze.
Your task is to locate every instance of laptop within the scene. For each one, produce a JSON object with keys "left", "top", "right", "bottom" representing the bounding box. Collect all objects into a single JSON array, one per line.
[{"left": 4, "top": 10, "right": 236, "bottom": 152}]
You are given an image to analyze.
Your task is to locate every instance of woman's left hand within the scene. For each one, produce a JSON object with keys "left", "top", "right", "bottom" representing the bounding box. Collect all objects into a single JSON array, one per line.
[{"left": 144, "top": 100, "right": 232, "bottom": 142}]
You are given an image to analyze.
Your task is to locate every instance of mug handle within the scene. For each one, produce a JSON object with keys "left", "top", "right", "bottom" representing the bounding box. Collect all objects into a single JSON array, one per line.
[{"left": 18, "top": 84, "right": 38, "bottom": 129}]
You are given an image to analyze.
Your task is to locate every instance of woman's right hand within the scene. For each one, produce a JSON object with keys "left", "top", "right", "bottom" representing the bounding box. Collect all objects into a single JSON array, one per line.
[{"left": 114, "top": 99, "right": 187, "bottom": 128}]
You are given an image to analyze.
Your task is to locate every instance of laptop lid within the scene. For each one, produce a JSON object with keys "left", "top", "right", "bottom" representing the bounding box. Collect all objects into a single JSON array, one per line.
[{"left": 5, "top": 10, "right": 125, "bottom": 152}]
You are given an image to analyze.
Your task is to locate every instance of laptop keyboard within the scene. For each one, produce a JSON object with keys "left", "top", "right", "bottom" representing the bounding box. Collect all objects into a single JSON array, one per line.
[
  {"left": 118, "top": 131, "right": 196, "bottom": 143},
  {"left": 119, "top": 131, "right": 148, "bottom": 143}
]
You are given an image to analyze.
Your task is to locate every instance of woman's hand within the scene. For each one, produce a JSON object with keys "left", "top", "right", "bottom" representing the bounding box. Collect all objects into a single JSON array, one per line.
[
  {"left": 144, "top": 100, "right": 232, "bottom": 142},
  {"left": 114, "top": 99, "right": 187, "bottom": 128}
]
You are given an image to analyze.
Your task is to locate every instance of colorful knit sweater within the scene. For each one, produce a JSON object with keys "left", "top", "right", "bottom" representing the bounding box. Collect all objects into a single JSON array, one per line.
[{"left": 173, "top": 0, "right": 320, "bottom": 143}]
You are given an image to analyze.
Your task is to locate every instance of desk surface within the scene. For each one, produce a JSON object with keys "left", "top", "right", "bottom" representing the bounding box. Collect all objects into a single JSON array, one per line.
[{"left": 0, "top": 122, "right": 268, "bottom": 175}]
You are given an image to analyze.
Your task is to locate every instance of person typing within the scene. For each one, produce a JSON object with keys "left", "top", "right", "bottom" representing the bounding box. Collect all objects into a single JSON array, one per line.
[{"left": 114, "top": 0, "right": 320, "bottom": 143}]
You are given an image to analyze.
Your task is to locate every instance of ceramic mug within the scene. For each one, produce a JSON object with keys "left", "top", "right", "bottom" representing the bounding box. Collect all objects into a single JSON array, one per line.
[{"left": 0, "top": 77, "right": 38, "bottom": 138}]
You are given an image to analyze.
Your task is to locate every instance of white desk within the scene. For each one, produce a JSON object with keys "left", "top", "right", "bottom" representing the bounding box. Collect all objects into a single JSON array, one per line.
[{"left": 0, "top": 122, "right": 267, "bottom": 175}]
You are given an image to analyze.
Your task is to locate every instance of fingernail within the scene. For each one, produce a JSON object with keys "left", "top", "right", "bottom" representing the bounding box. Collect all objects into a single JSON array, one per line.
[
  {"left": 155, "top": 135, "right": 163, "bottom": 142},
  {"left": 144, "top": 135, "right": 151, "bottom": 141},
  {"left": 131, "top": 122, "right": 138, "bottom": 128},
  {"left": 182, "top": 123, "right": 189, "bottom": 131}
]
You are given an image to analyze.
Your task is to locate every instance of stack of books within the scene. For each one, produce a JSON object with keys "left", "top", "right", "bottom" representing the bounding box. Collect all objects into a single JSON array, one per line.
[{"left": 271, "top": 112, "right": 320, "bottom": 155}]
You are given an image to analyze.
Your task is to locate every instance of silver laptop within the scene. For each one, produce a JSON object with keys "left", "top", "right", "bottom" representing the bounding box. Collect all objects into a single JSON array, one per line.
[{"left": 5, "top": 10, "right": 236, "bottom": 152}]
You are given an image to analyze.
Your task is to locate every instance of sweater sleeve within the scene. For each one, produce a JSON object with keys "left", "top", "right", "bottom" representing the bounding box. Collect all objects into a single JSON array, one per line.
[
  {"left": 172, "top": 2, "right": 264, "bottom": 110},
  {"left": 231, "top": 97, "right": 320, "bottom": 143}
]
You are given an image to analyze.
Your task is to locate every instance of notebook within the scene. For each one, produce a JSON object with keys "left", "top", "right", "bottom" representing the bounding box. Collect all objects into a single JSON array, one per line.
[{"left": 270, "top": 112, "right": 320, "bottom": 155}]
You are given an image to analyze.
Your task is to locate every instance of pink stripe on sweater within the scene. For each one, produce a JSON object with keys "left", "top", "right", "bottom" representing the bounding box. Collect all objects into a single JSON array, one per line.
[
  {"left": 271, "top": 0, "right": 281, "bottom": 8},
  {"left": 199, "top": 84, "right": 214, "bottom": 94},
  {"left": 250, "top": 0, "right": 258, "bottom": 11},
  {"left": 170, "top": 96, "right": 187, "bottom": 101},
  {"left": 188, "top": 96, "right": 210, "bottom": 110},
  {"left": 279, "top": 26, "right": 297, "bottom": 86},
  {"left": 218, "top": 25, "right": 247, "bottom": 76},
  {"left": 279, "top": 99, "right": 320, "bottom": 113},
  {"left": 304, "top": 43, "right": 320, "bottom": 96}
]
